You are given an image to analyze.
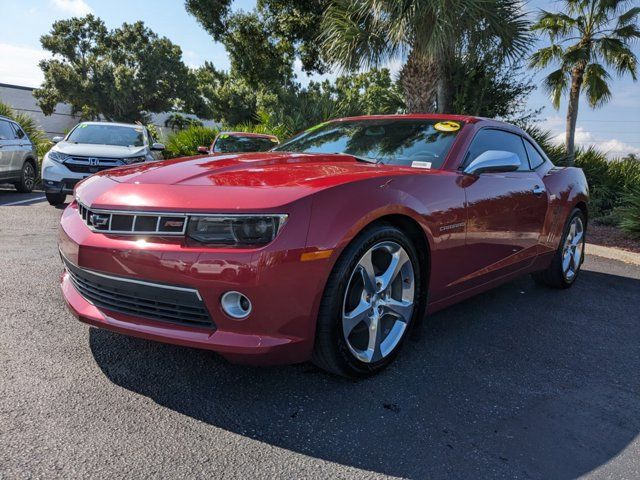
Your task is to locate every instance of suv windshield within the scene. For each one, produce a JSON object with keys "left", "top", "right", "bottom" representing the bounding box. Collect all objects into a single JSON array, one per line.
[
  {"left": 274, "top": 119, "right": 463, "bottom": 168},
  {"left": 214, "top": 135, "right": 276, "bottom": 153},
  {"left": 67, "top": 124, "right": 145, "bottom": 147}
]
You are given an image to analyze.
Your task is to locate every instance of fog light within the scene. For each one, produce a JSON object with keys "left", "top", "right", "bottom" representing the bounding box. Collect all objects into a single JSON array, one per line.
[{"left": 221, "top": 291, "right": 252, "bottom": 319}]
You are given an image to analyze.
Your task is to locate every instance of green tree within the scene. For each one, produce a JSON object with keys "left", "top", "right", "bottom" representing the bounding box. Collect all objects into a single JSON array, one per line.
[
  {"left": 35, "top": 15, "right": 199, "bottom": 122},
  {"left": 186, "top": 0, "right": 328, "bottom": 75},
  {"left": 530, "top": 0, "right": 639, "bottom": 164},
  {"left": 320, "top": 0, "right": 530, "bottom": 113}
]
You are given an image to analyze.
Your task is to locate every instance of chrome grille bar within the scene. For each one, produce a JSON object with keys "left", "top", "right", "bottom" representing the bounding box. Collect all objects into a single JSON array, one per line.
[{"left": 77, "top": 201, "right": 188, "bottom": 236}]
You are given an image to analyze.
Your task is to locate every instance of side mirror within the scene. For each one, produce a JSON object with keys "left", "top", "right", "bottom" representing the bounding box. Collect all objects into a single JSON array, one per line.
[
  {"left": 52, "top": 136, "right": 63, "bottom": 143},
  {"left": 197, "top": 146, "right": 209, "bottom": 154},
  {"left": 463, "top": 150, "right": 520, "bottom": 176},
  {"left": 151, "top": 142, "right": 165, "bottom": 151}
]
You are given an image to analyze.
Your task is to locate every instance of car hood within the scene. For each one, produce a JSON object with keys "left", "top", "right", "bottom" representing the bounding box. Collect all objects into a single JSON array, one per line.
[
  {"left": 76, "top": 152, "right": 426, "bottom": 211},
  {"left": 54, "top": 142, "right": 147, "bottom": 158}
]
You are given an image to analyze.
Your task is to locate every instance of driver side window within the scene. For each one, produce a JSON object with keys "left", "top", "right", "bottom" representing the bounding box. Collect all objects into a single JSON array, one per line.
[{"left": 466, "top": 129, "right": 529, "bottom": 171}]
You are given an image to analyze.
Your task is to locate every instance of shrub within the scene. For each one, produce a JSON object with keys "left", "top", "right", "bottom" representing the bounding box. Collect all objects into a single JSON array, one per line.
[
  {"left": 164, "top": 126, "right": 218, "bottom": 158},
  {"left": 620, "top": 186, "right": 640, "bottom": 238}
]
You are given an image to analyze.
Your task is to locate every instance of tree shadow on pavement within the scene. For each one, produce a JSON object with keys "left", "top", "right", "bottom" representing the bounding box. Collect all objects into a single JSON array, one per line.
[{"left": 90, "top": 269, "right": 640, "bottom": 479}]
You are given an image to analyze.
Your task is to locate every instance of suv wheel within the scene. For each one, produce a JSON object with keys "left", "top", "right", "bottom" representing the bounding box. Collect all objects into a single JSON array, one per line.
[
  {"left": 46, "top": 192, "right": 67, "bottom": 206},
  {"left": 15, "top": 161, "right": 36, "bottom": 193}
]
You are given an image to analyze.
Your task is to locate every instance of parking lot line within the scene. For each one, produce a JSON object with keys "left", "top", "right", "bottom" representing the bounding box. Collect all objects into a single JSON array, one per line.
[{"left": 1, "top": 196, "right": 46, "bottom": 206}]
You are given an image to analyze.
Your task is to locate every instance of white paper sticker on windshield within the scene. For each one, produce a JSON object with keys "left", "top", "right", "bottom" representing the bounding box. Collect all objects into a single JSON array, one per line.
[{"left": 411, "top": 161, "right": 432, "bottom": 169}]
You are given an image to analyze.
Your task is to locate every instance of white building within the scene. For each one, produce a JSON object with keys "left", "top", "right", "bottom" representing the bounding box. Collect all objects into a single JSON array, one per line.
[{"left": 0, "top": 82, "right": 216, "bottom": 139}]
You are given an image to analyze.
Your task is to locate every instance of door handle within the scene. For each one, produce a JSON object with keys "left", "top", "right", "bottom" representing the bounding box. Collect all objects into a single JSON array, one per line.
[{"left": 532, "top": 185, "right": 546, "bottom": 196}]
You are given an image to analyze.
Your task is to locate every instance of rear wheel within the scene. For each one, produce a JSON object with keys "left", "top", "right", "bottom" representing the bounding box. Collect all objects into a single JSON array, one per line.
[
  {"left": 312, "top": 224, "right": 423, "bottom": 377},
  {"left": 14, "top": 161, "right": 36, "bottom": 193},
  {"left": 46, "top": 191, "right": 67, "bottom": 206},
  {"left": 533, "top": 208, "right": 586, "bottom": 289}
]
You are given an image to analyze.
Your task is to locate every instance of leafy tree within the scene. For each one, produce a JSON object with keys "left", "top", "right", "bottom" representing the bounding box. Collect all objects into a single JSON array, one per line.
[
  {"left": 164, "top": 113, "right": 203, "bottom": 131},
  {"left": 530, "top": 0, "right": 639, "bottom": 164},
  {"left": 35, "top": 15, "right": 199, "bottom": 122},
  {"left": 186, "top": 0, "right": 328, "bottom": 75},
  {"left": 320, "top": 0, "right": 530, "bottom": 113},
  {"left": 452, "top": 38, "right": 539, "bottom": 124}
]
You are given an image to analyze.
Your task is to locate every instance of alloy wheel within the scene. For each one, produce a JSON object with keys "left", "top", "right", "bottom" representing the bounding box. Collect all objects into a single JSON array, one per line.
[
  {"left": 562, "top": 216, "right": 584, "bottom": 281},
  {"left": 342, "top": 241, "right": 415, "bottom": 363},
  {"left": 23, "top": 163, "right": 35, "bottom": 191}
]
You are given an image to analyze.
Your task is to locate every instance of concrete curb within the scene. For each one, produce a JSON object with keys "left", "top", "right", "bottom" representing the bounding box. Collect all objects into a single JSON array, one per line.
[{"left": 586, "top": 243, "right": 640, "bottom": 266}]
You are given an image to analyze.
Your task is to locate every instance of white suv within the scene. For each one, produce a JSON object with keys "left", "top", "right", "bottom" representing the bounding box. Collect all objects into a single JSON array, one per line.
[{"left": 41, "top": 122, "right": 164, "bottom": 205}]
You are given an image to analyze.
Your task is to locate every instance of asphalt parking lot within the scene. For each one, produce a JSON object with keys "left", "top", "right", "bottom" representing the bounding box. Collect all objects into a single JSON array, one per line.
[{"left": 1, "top": 187, "right": 639, "bottom": 479}]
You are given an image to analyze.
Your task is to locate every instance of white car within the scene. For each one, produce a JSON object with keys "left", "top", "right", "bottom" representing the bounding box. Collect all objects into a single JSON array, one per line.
[{"left": 41, "top": 122, "right": 165, "bottom": 205}]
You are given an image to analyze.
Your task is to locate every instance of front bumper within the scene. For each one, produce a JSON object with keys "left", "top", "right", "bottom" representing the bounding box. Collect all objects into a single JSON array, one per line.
[
  {"left": 41, "top": 157, "right": 88, "bottom": 193},
  {"left": 58, "top": 199, "right": 330, "bottom": 365}
]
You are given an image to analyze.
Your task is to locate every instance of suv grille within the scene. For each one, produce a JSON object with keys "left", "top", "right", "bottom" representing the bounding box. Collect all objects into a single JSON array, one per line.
[
  {"left": 77, "top": 202, "right": 187, "bottom": 235},
  {"left": 63, "top": 256, "right": 214, "bottom": 328},
  {"left": 65, "top": 156, "right": 123, "bottom": 174}
]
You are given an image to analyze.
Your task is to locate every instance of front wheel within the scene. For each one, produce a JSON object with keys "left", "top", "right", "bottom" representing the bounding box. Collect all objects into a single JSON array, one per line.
[
  {"left": 312, "top": 224, "right": 423, "bottom": 377},
  {"left": 532, "top": 208, "right": 586, "bottom": 289},
  {"left": 46, "top": 191, "right": 67, "bottom": 206}
]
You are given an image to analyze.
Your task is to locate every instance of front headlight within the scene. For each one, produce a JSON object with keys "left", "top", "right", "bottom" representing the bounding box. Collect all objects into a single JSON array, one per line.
[
  {"left": 187, "top": 215, "right": 288, "bottom": 246},
  {"left": 121, "top": 155, "right": 146, "bottom": 164},
  {"left": 47, "top": 151, "right": 70, "bottom": 163}
]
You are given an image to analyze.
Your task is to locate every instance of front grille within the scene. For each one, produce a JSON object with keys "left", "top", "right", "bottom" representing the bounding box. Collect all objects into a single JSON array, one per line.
[
  {"left": 63, "top": 256, "right": 214, "bottom": 329},
  {"left": 77, "top": 202, "right": 188, "bottom": 235},
  {"left": 65, "top": 156, "right": 123, "bottom": 174}
]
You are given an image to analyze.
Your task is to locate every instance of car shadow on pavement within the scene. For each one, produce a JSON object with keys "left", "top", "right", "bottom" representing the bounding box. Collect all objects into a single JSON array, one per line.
[{"left": 89, "top": 269, "right": 640, "bottom": 479}]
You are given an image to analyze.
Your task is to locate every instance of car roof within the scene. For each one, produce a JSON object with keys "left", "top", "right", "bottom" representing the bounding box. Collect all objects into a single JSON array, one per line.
[
  {"left": 218, "top": 131, "right": 278, "bottom": 139},
  {"left": 329, "top": 113, "right": 519, "bottom": 130}
]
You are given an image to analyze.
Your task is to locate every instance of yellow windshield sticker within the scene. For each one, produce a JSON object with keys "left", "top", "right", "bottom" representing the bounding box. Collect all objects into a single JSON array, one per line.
[
  {"left": 434, "top": 121, "right": 461, "bottom": 132},
  {"left": 270, "top": 138, "right": 279, "bottom": 142},
  {"left": 219, "top": 134, "right": 229, "bottom": 139}
]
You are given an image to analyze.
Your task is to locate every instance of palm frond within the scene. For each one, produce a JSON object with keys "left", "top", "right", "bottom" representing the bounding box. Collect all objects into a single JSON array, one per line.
[
  {"left": 531, "top": 10, "right": 577, "bottom": 38},
  {"left": 529, "top": 44, "right": 564, "bottom": 68},
  {"left": 544, "top": 68, "right": 569, "bottom": 109},
  {"left": 617, "top": 6, "right": 640, "bottom": 26},
  {"left": 583, "top": 63, "right": 612, "bottom": 108}
]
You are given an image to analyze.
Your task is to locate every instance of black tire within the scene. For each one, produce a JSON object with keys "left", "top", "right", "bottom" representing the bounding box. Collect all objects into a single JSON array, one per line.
[
  {"left": 14, "top": 161, "right": 36, "bottom": 193},
  {"left": 46, "top": 191, "right": 67, "bottom": 206},
  {"left": 532, "top": 208, "right": 586, "bottom": 289},
  {"left": 312, "top": 223, "right": 424, "bottom": 377}
]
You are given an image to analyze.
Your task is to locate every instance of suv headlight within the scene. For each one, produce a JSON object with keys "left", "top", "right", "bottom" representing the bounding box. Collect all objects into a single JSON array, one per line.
[
  {"left": 187, "top": 215, "right": 288, "bottom": 246},
  {"left": 122, "top": 155, "right": 146, "bottom": 164},
  {"left": 47, "top": 151, "right": 70, "bottom": 163}
]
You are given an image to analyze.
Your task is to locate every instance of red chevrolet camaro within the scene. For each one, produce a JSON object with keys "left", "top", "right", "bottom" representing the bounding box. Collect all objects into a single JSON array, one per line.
[{"left": 59, "top": 114, "right": 589, "bottom": 377}]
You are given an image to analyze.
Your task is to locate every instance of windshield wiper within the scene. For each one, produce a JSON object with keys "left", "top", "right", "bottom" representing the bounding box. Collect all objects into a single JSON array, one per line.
[{"left": 333, "top": 152, "right": 379, "bottom": 164}]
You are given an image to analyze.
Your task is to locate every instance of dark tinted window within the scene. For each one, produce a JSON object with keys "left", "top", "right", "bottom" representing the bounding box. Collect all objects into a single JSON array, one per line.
[
  {"left": 0, "top": 120, "right": 14, "bottom": 141},
  {"left": 524, "top": 139, "right": 546, "bottom": 169},
  {"left": 11, "top": 123, "right": 26, "bottom": 139},
  {"left": 274, "top": 119, "right": 463, "bottom": 168},
  {"left": 213, "top": 135, "right": 277, "bottom": 153},
  {"left": 466, "top": 129, "right": 529, "bottom": 171}
]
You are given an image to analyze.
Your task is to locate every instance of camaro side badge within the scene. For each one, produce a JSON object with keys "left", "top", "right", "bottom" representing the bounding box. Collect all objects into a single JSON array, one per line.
[{"left": 440, "top": 222, "right": 466, "bottom": 232}]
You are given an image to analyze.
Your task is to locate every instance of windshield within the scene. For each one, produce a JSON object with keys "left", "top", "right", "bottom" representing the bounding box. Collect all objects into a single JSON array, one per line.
[
  {"left": 274, "top": 119, "right": 463, "bottom": 168},
  {"left": 213, "top": 135, "right": 277, "bottom": 153},
  {"left": 66, "top": 124, "right": 145, "bottom": 147}
]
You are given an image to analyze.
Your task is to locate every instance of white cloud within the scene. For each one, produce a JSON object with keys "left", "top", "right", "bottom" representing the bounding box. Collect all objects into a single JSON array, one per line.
[
  {"left": 0, "top": 43, "right": 50, "bottom": 88},
  {"left": 552, "top": 127, "right": 640, "bottom": 159},
  {"left": 50, "top": 0, "right": 92, "bottom": 16}
]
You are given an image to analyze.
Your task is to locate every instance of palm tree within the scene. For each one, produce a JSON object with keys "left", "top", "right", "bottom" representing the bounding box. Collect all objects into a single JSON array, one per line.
[
  {"left": 320, "top": 0, "right": 530, "bottom": 113},
  {"left": 530, "top": 0, "right": 639, "bottom": 164}
]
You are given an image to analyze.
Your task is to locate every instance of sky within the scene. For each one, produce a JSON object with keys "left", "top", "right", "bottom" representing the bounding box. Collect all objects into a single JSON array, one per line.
[{"left": 1, "top": 0, "right": 638, "bottom": 157}]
